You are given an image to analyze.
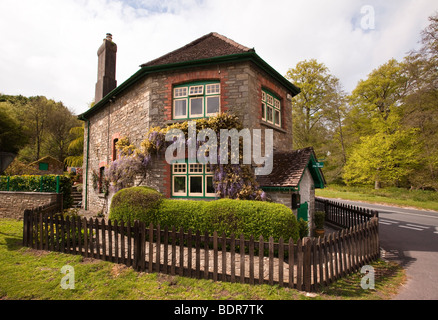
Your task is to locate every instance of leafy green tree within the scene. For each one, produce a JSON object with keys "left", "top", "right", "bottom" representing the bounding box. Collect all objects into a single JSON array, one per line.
[
  {"left": 285, "top": 59, "right": 348, "bottom": 182},
  {"left": 64, "top": 124, "right": 84, "bottom": 167},
  {"left": 343, "top": 58, "right": 413, "bottom": 188},
  {"left": 398, "top": 14, "right": 438, "bottom": 190},
  {"left": 0, "top": 102, "right": 28, "bottom": 153}
]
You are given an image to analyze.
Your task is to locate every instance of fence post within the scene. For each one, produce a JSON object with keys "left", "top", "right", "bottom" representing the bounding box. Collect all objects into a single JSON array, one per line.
[
  {"left": 23, "top": 209, "right": 30, "bottom": 246},
  {"left": 132, "top": 221, "right": 138, "bottom": 270},
  {"left": 56, "top": 175, "right": 60, "bottom": 194},
  {"left": 303, "top": 238, "right": 312, "bottom": 292}
]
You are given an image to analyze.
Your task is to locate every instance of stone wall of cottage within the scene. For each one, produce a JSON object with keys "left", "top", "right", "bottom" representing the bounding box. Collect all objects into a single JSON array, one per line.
[{"left": 83, "top": 61, "right": 295, "bottom": 214}]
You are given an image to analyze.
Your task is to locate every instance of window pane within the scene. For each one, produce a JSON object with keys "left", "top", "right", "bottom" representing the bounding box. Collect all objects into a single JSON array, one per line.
[
  {"left": 206, "top": 176, "right": 215, "bottom": 194},
  {"left": 206, "top": 96, "right": 219, "bottom": 114},
  {"left": 174, "top": 99, "right": 187, "bottom": 118},
  {"left": 190, "top": 176, "right": 203, "bottom": 194},
  {"left": 189, "top": 163, "right": 203, "bottom": 173},
  {"left": 261, "top": 102, "right": 266, "bottom": 120},
  {"left": 189, "top": 85, "right": 203, "bottom": 95},
  {"left": 173, "top": 176, "right": 186, "bottom": 194},
  {"left": 267, "top": 106, "right": 273, "bottom": 122},
  {"left": 274, "top": 110, "right": 280, "bottom": 125},
  {"left": 274, "top": 99, "right": 281, "bottom": 109},
  {"left": 174, "top": 87, "right": 187, "bottom": 98},
  {"left": 173, "top": 163, "right": 187, "bottom": 174},
  {"left": 267, "top": 94, "right": 273, "bottom": 105},
  {"left": 190, "top": 98, "right": 203, "bottom": 116},
  {"left": 206, "top": 84, "right": 220, "bottom": 94}
]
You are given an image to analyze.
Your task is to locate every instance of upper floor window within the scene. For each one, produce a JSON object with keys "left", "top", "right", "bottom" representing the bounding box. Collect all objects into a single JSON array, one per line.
[
  {"left": 173, "top": 82, "right": 220, "bottom": 120},
  {"left": 261, "top": 89, "right": 281, "bottom": 127}
]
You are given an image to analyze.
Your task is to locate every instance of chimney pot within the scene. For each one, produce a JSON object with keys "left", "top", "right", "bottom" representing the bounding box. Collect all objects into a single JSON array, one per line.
[{"left": 106, "top": 33, "right": 113, "bottom": 41}]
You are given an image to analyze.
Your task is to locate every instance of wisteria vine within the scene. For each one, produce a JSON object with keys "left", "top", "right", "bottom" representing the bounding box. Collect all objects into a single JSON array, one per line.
[{"left": 103, "top": 113, "right": 267, "bottom": 201}]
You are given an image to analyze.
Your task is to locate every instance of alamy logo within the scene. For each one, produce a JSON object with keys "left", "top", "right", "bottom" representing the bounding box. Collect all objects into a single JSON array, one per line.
[
  {"left": 164, "top": 121, "right": 274, "bottom": 175},
  {"left": 360, "top": 265, "right": 375, "bottom": 290},
  {"left": 60, "top": 265, "right": 75, "bottom": 290},
  {"left": 361, "top": 5, "right": 376, "bottom": 30}
]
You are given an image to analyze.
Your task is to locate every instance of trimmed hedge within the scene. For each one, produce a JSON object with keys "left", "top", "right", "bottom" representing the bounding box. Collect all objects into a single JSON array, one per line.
[
  {"left": 109, "top": 186, "right": 164, "bottom": 223},
  {"left": 109, "top": 187, "right": 299, "bottom": 242}
]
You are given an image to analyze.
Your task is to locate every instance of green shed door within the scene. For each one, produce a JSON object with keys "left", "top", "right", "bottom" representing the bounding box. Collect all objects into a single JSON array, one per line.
[
  {"left": 39, "top": 162, "right": 49, "bottom": 171},
  {"left": 297, "top": 202, "right": 309, "bottom": 222}
]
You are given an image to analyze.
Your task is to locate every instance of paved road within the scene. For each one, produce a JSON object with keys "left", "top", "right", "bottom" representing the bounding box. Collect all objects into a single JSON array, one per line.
[{"left": 321, "top": 198, "right": 438, "bottom": 300}]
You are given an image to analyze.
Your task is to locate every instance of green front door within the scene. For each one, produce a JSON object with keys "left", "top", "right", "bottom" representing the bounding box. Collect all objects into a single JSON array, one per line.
[{"left": 297, "top": 202, "right": 309, "bottom": 222}]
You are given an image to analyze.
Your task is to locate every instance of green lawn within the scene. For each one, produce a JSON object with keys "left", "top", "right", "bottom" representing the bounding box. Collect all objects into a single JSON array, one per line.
[
  {"left": 0, "top": 218, "right": 405, "bottom": 300},
  {"left": 316, "top": 184, "right": 438, "bottom": 212}
]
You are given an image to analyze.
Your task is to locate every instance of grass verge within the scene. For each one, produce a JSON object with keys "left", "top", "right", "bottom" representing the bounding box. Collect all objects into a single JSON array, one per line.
[
  {"left": 0, "top": 218, "right": 405, "bottom": 300},
  {"left": 316, "top": 184, "right": 438, "bottom": 212}
]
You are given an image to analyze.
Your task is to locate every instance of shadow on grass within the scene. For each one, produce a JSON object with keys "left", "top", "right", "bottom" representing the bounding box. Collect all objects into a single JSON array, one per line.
[
  {"left": 0, "top": 231, "right": 23, "bottom": 251},
  {"left": 318, "top": 260, "right": 405, "bottom": 300}
]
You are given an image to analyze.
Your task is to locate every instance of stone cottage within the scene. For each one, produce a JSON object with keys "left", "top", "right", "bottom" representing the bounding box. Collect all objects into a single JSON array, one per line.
[{"left": 78, "top": 32, "right": 325, "bottom": 229}]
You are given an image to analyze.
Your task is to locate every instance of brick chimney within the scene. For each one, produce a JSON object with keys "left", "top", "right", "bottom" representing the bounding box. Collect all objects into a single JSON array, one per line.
[{"left": 95, "top": 33, "right": 117, "bottom": 103}]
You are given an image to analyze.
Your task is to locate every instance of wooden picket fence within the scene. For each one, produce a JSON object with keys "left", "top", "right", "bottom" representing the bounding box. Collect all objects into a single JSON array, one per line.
[
  {"left": 22, "top": 209, "right": 380, "bottom": 292},
  {"left": 316, "top": 197, "right": 379, "bottom": 229}
]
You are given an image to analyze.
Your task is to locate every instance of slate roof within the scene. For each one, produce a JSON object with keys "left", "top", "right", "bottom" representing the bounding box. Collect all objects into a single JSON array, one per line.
[
  {"left": 79, "top": 32, "right": 300, "bottom": 120},
  {"left": 141, "top": 32, "right": 253, "bottom": 67},
  {"left": 257, "top": 147, "right": 321, "bottom": 188}
]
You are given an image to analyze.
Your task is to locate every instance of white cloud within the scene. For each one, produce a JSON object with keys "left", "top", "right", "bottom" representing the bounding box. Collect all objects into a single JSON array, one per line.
[{"left": 0, "top": 0, "right": 436, "bottom": 115}]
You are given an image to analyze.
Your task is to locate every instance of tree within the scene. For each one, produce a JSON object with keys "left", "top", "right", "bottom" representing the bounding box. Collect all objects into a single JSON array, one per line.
[
  {"left": 285, "top": 59, "right": 348, "bottom": 182},
  {"left": 343, "top": 123, "right": 420, "bottom": 187},
  {"left": 64, "top": 124, "right": 84, "bottom": 167},
  {"left": 1, "top": 94, "right": 81, "bottom": 166},
  {"left": 343, "top": 58, "right": 414, "bottom": 188},
  {"left": 0, "top": 102, "right": 28, "bottom": 153},
  {"left": 399, "top": 12, "right": 438, "bottom": 189},
  {"left": 44, "top": 102, "right": 81, "bottom": 163}
]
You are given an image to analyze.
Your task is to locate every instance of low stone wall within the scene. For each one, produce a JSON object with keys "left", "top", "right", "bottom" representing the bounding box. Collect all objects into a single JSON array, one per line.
[{"left": 0, "top": 191, "right": 62, "bottom": 220}]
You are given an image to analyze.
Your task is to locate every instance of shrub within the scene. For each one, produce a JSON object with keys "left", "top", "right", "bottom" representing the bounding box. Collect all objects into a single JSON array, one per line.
[
  {"left": 109, "top": 186, "right": 164, "bottom": 224},
  {"left": 109, "top": 187, "right": 299, "bottom": 242},
  {"left": 297, "top": 218, "right": 309, "bottom": 239},
  {"left": 314, "top": 211, "right": 326, "bottom": 230}
]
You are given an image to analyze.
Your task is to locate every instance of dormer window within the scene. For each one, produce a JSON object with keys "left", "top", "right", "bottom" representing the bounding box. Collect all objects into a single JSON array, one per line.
[
  {"left": 173, "top": 81, "right": 220, "bottom": 120},
  {"left": 261, "top": 89, "right": 281, "bottom": 127}
]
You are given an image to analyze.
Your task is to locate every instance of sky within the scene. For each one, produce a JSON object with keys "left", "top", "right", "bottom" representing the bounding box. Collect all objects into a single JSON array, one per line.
[{"left": 0, "top": 0, "right": 437, "bottom": 116}]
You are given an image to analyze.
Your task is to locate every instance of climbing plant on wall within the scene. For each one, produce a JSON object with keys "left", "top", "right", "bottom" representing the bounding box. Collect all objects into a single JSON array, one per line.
[{"left": 104, "top": 112, "right": 267, "bottom": 201}]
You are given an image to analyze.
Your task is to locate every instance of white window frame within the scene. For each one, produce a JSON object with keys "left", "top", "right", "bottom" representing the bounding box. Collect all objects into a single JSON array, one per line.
[
  {"left": 206, "top": 83, "right": 220, "bottom": 95},
  {"left": 205, "top": 175, "right": 215, "bottom": 197},
  {"left": 266, "top": 105, "right": 274, "bottom": 124},
  {"left": 173, "top": 175, "right": 187, "bottom": 196},
  {"left": 173, "top": 99, "right": 187, "bottom": 119},
  {"left": 189, "top": 85, "right": 204, "bottom": 96},
  {"left": 205, "top": 95, "right": 220, "bottom": 116},
  {"left": 174, "top": 87, "right": 188, "bottom": 98},
  {"left": 189, "top": 163, "right": 203, "bottom": 174},
  {"left": 173, "top": 163, "right": 187, "bottom": 174},
  {"left": 188, "top": 175, "right": 204, "bottom": 197},
  {"left": 262, "top": 90, "right": 281, "bottom": 127},
  {"left": 189, "top": 97, "right": 204, "bottom": 118},
  {"left": 261, "top": 102, "right": 266, "bottom": 121}
]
